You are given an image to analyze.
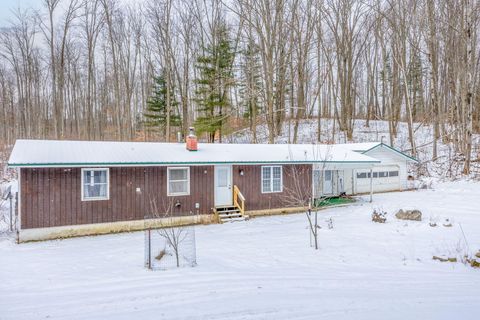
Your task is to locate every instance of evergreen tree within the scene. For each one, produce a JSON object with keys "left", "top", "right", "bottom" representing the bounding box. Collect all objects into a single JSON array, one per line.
[
  {"left": 194, "top": 24, "right": 235, "bottom": 142},
  {"left": 407, "top": 50, "right": 424, "bottom": 119},
  {"left": 144, "top": 73, "right": 181, "bottom": 139}
]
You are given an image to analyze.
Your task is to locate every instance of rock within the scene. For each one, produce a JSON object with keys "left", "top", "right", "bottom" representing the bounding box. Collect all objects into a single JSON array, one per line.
[
  {"left": 475, "top": 251, "right": 480, "bottom": 259},
  {"left": 395, "top": 209, "right": 422, "bottom": 221},
  {"left": 433, "top": 255, "right": 449, "bottom": 262},
  {"left": 443, "top": 218, "right": 453, "bottom": 227},
  {"left": 429, "top": 222, "right": 437, "bottom": 227},
  {"left": 470, "top": 259, "right": 480, "bottom": 268},
  {"left": 433, "top": 256, "right": 457, "bottom": 263},
  {"left": 372, "top": 210, "right": 387, "bottom": 223}
]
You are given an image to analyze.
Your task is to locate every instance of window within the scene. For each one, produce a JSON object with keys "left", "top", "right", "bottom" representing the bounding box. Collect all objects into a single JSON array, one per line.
[
  {"left": 373, "top": 172, "right": 378, "bottom": 178},
  {"left": 389, "top": 171, "right": 399, "bottom": 177},
  {"left": 168, "top": 167, "right": 190, "bottom": 196},
  {"left": 324, "top": 170, "right": 332, "bottom": 181},
  {"left": 379, "top": 171, "right": 388, "bottom": 178},
  {"left": 261, "top": 166, "right": 282, "bottom": 193},
  {"left": 357, "top": 172, "right": 367, "bottom": 179},
  {"left": 81, "top": 168, "right": 109, "bottom": 201}
]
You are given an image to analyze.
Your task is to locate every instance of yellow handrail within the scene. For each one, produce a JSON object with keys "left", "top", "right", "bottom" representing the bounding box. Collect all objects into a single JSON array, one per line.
[{"left": 233, "top": 185, "right": 245, "bottom": 215}]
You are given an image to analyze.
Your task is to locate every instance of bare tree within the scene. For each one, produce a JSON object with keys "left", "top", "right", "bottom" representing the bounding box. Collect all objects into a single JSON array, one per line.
[
  {"left": 148, "top": 198, "right": 193, "bottom": 268},
  {"left": 0, "top": 0, "right": 479, "bottom": 174}
]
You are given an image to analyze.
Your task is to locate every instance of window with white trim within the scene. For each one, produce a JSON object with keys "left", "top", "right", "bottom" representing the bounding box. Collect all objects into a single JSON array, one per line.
[
  {"left": 167, "top": 167, "right": 190, "bottom": 196},
  {"left": 261, "top": 166, "right": 282, "bottom": 193},
  {"left": 81, "top": 168, "right": 109, "bottom": 201}
]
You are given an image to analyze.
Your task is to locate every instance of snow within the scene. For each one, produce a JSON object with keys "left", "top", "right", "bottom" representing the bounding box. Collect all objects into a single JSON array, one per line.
[
  {"left": 8, "top": 140, "right": 380, "bottom": 167},
  {"left": 1, "top": 181, "right": 479, "bottom": 320},
  {"left": 337, "top": 142, "right": 382, "bottom": 152},
  {"left": 228, "top": 119, "right": 480, "bottom": 179}
]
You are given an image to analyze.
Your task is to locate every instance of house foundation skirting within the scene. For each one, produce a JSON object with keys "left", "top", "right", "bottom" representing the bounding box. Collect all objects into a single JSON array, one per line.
[
  {"left": 17, "top": 202, "right": 365, "bottom": 242},
  {"left": 246, "top": 206, "right": 308, "bottom": 217},
  {"left": 17, "top": 214, "right": 216, "bottom": 243}
]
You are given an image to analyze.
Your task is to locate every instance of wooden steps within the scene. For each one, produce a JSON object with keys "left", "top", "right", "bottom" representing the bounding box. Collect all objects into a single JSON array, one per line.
[{"left": 215, "top": 205, "right": 249, "bottom": 223}]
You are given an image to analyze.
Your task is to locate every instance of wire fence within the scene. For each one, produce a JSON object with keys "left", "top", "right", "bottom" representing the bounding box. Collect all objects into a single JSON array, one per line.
[
  {"left": 0, "top": 185, "right": 17, "bottom": 236},
  {"left": 144, "top": 225, "right": 197, "bottom": 270}
]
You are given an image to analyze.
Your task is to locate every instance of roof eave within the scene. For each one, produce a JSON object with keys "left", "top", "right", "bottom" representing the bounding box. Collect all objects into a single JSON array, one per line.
[
  {"left": 362, "top": 143, "right": 419, "bottom": 162},
  {"left": 8, "top": 159, "right": 381, "bottom": 168}
]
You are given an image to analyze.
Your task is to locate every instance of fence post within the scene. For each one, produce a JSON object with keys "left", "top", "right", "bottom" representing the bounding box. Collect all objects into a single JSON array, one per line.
[
  {"left": 147, "top": 229, "right": 151, "bottom": 269},
  {"left": 9, "top": 193, "right": 13, "bottom": 231},
  {"left": 15, "top": 192, "right": 19, "bottom": 243}
]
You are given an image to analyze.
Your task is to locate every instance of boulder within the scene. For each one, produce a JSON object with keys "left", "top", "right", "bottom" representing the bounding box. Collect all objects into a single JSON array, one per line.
[
  {"left": 470, "top": 259, "right": 480, "bottom": 268},
  {"left": 433, "top": 256, "right": 457, "bottom": 263},
  {"left": 372, "top": 210, "right": 387, "bottom": 223},
  {"left": 395, "top": 209, "right": 422, "bottom": 221},
  {"left": 432, "top": 255, "right": 449, "bottom": 262}
]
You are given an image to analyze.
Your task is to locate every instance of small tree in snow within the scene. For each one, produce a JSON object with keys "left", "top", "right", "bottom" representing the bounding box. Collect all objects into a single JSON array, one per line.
[
  {"left": 146, "top": 198, "right": 196, "bottom": 269},
  {"left": 281, "top": 145, "right": 334, "bottom": 250}
]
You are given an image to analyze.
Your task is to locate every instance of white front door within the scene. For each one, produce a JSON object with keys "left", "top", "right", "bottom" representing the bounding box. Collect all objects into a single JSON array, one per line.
[
  {"left": 324, "top": 170, "right": 333, "bottom": 195},
  {"left": 214, "top": 165, "right": 233, "bottom": 206}
]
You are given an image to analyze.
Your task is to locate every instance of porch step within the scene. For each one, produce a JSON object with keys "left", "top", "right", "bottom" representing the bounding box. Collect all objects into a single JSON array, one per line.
[
  {"left": 215, "top": 206, "right": 248, "bottom": 223},
  {"left": 219, "top": 212, "right": 242, "bottom": 219},
  {"left": 215, "top": 205, "right": 237, "bottom": 211},
  {"left": 221, "top": 216, "right": 249, "bottom": 223},
  {"left": 217, "top": 209, "right": 241, "bottom": 214}
]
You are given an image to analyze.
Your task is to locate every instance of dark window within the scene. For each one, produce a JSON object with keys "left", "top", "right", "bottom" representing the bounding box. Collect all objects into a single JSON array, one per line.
[
  {"left": 379, "top": 172, "right": 388, "bottom": 178},
  {"left": 357, "top": 172, "right": 367, "bottom": 179},
  {"left": 389, "top": 171, "right": 399, "bottom": 177}
]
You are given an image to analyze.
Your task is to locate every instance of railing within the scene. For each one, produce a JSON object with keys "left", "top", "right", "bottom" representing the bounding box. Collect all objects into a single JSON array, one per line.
[{"left": 233, "top": 185, "right": 245, "bottom": 215}]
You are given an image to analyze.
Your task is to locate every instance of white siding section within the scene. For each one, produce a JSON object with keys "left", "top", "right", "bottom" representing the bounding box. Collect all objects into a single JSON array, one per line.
[
  {"left": 353, "top": 146, "right": 408, "bottom": 193},
  {"left": 344, "top": 169, "right": 354, "bottom": 195},
  {"left": 312, "top": 169, "right": 352, "bottom": 197}
]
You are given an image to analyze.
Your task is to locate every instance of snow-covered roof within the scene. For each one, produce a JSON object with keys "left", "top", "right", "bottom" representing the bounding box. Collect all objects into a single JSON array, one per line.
[
  {"left": 340, "top": 142, "right": 418, "bottom": 162},
  {"left": 8, "top": 139, "right": 381, "bottom": 168},
  {"left": 339, "top": 142, "right": 382, "bottom": 152}
]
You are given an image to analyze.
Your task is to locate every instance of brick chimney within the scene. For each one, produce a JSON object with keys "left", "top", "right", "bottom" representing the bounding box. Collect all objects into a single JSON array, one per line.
[{"left": 186, "top": 127, "right": 198, "bottom": 151}]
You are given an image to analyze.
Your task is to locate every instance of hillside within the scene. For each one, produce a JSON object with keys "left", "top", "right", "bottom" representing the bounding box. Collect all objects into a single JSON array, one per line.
[{"left": 228, "top": 119, "right": 480, "bottom": 180}]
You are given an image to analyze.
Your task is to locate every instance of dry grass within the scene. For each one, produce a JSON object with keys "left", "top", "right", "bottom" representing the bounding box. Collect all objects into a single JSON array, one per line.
[{"left": 155, "top": 249, "right": 167, "bottom": 261}]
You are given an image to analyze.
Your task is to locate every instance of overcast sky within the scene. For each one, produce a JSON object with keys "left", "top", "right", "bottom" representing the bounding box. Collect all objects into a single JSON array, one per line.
[
  {"left": 0, "top": 0, "right": 147, "bottom": 27},
  {"left": 0, "top": 0, "right": 40, "bottom": 26}
]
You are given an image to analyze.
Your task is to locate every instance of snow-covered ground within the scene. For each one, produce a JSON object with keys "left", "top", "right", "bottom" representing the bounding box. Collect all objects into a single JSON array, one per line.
[{"left": 1, "top": 182, "right": 479, "bottom": 320}]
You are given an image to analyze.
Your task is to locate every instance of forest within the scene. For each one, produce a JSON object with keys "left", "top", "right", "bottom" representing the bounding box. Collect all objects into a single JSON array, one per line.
[{"left": 0, "top": 0, "right": 478, "bottom": 173}]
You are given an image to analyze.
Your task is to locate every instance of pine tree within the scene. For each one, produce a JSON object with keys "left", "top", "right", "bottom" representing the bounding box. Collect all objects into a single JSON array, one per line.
[
  {"left": 144, "top": 73, "right": 181, "bottom": 139},
  {"left": 407, "top": 50, "right": 424, "bottom": 120},
  {"left": 194, "top": 24, "right": 235, "bottom": 142}
]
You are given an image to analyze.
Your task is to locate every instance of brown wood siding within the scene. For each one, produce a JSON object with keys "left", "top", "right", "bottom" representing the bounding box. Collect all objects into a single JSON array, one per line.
[
  {"left": 20, "top": 166, "right": 215, "bottom": 229},
  {"left": 232, "top": 164, "right": 312, "bottom": 211},
  {"left": 20, "top": 164, "right": 312, "bottom": 229}
]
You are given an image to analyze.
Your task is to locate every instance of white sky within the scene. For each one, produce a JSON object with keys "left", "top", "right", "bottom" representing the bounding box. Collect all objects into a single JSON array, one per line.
[
  {"left": 0, "top": 0, "right": 41, "bottom": 26},
  {"left": 0, "top": 0, "right": 145, "bottom": 27}
]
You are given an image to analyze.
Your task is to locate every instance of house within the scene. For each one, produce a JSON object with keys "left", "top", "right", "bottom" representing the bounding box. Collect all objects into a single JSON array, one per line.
[{"left": 7, "top": 134, "right": 418, "bottom": 242}]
